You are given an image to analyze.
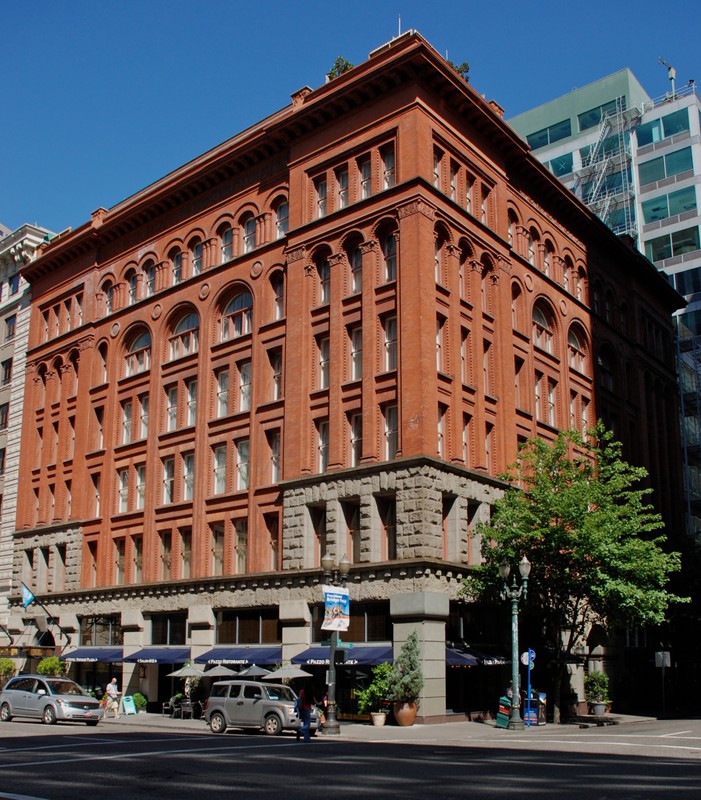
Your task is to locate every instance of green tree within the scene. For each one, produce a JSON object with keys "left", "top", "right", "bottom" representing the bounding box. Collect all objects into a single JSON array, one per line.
[
  {"left": 36, "top": 656, "right": 63, "bottom": 677},
  {"left": 327, "top": 56, "right": 354, "bottom": 80},
  {"left": 447, "top": 60, "right": 470, "bottom": 81},
  {"left": 461, "top": 424, "right": 687, "bottom": 722},
  {"left": 387, "top": 630, "right": 424, "bottom": 702}
]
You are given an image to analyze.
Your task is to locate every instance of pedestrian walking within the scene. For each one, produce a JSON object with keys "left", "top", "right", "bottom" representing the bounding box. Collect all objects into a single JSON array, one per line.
[
  {"left": 106, "top": 677, "right": 121, "bottom": 719},
  {"left": 296, "top": 680, "right": 314, "bottom": 742}
]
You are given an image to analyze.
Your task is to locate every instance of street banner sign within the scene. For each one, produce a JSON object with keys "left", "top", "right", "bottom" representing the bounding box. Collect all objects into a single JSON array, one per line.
[{"left": 321, "top": 585, "right": 350, "bottom": 631}]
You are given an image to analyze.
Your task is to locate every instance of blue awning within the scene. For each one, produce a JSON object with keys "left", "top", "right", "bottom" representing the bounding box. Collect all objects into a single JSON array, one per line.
[
  {"left": 292, "top": 644, "right": 393, "bottom": 667},
  {"left": 60, "top": 647, "right": 124, "bottom": 663},
  {"left": 194, "top": 645, "right": 282, "bottom": 666},
  {"left": 124, "top": 647, "right": 191, "bottom": 664}
]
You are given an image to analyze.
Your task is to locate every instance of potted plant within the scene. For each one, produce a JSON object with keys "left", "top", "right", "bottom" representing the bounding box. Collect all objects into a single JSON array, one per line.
[
  {"left": 584, "top": 671, "right": 610, "bottom": 717},
  {"left": 387, "top": 630, "right": 424, "bottom": 726},
  {"left": 356, "top": 662, "right": 392, "bottom": 726},
  {"left": 133, "top": 691, "right": 148, "bottom": 713}
]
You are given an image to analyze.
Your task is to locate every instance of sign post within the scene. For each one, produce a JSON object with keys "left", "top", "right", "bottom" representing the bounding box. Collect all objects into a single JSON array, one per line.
[{"left": 521, "top": 648, "right": 536, "bottom": 726}]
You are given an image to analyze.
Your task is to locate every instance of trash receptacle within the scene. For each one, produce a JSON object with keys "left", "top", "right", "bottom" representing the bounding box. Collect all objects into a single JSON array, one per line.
[{"left": 495, "top": 695, "right": 511, "bottom": 728}]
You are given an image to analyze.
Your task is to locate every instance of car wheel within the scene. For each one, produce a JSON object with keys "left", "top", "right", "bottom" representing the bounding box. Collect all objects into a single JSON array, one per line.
[
  {"left": 42, "top": 705, "right": 57, "bottom": 725},
  {"left": 209, "top": 712, "right": 226, "bottom": 734},
  {"left": 85, "top": 720, "right": 99, "bottom": 727},
  {"left": 263, "top": 714, "right": 282, "bottom": 736},
  {"left": 0, "top": 703, "right": 12, "bottom": 722}
]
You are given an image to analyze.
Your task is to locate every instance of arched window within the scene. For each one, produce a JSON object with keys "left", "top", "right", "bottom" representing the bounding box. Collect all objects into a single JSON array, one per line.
[
  {"left": 575, "top": 267, "right": 586, "bottom": 302},
  {"left": 528, "top": 229, "right": 539, "bottom": 267},
  {"left": 544, "top": 241, "right": 554, "bottom": 277},
  {"left": 241, "top": 214, "right": 256, "bottom": 254},
  {"left": 169, "top": 312, "right": 200, "bottom": 361},
  {"left": 563, "top": 256, "right": 573, "bottom": 294},
  {"left": 125, "top": 331, "right": 151, "bottom": 377},
  {"left": 317, "top": 259, "right": 330, "bottom": 304},
  {"left": 532, "top": 303, "right": 555, "bottom": 353},
  {"left": 102, "top": 281, "right": 114, "bottom": 315},
  {"left": 381, "top": 231, "right": 397, "bottom": 282},
  {"left": 271, "top": 273, "right": 285, "bottom": 321},
  {"left": 350, "top": 245, "right": 362, "bottom": 293},
  {"left": 275, "top": 201, "right": 289, "bottom": 239},
  {"left": 170, "top": 249, "right": 183, "bottom": 285},
  {"left": 220, "top": 225, "right": 233, "bottom": 263},
  {"left": 434, "top": 230, "right": 448, "bottom": 285},
  {"left": 222, "top": 292, "right": 253, "bottom": 341},
  {"left": 507, "top": 210, "right": 518, "bottom": 247},
  {"left": 568, "top": 327, "right": 587, "bottom": 372},
  {"left": 598, "top": 345, "right": 616, "bottom": 391},
  {"left": 191, "top": 239, "right": 203, "bottom": 276},
  {"left": 511, "top": 283, "right": 523, "bottom": 331},
  {"left": 143, "top": 260, "right": 156, "bottom": 298},
  {"left": 126, "top": 270, "right": 138, "bottom": 305}
]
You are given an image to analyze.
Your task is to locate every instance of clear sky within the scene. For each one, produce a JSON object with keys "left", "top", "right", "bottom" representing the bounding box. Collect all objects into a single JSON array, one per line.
[{"left": 2, "top": 0, "right": 699, "bottom": 234}]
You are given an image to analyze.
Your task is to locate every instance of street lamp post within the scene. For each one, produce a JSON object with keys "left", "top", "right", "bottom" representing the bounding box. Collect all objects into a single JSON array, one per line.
[
  {"left": 499, "top": 556, "right": 531, "bottom": 731},
  {"left": 320, "top": 551, "right": 350, "bottom": 736}
]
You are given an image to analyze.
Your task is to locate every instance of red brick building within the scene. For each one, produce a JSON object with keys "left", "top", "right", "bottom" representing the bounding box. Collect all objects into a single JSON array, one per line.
[{"left": 8, "top": 33, "right": 683, "bottom": 720}]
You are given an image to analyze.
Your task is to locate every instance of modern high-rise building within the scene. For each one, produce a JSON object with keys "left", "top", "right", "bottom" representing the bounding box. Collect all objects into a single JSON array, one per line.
[
  {"left": 5, "top": 35, "right": 683, "bottom": 719},
  {"left": 509, "top": 69, "right": 701, "bottom": 540},
  {"left": 0, "top": 223, "right": 54, "bottom": 641}
]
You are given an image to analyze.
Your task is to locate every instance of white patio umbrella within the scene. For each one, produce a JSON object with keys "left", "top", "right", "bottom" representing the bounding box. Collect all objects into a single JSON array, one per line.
[
  {"left": 167, "top": 664, "right": 205, "bottom": 678},
  {"left": 204, "top": 665, "right": 237, "bottom": 678},
  {"left": 237, "top": 664, "right": 271, "bottom": 679},
  {"left": 261, "top": 665, "right": 312, "bottom": 682}
]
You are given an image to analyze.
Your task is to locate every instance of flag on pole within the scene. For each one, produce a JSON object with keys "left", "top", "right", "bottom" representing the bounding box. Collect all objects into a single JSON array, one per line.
[{"left": 21, "top": 583, "right": 36, "bottom": 609}]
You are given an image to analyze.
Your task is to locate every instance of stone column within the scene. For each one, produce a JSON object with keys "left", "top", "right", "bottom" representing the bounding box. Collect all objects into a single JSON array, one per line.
[
  {"left": 390, "top": 591, "right": 449, "bottom": 723},
  {"left": 280, "top": 598, "right": 311, "bottom": 663}
]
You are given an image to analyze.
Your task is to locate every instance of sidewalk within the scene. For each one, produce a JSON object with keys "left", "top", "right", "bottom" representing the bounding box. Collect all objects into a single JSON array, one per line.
[{"left": 100, "top": 710, "right": 656, "bottom": 742}]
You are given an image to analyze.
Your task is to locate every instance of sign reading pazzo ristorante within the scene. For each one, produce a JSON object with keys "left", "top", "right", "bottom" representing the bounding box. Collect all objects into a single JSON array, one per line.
[{"left": 321, "top": 585, "right": 350, "bottom": 631}]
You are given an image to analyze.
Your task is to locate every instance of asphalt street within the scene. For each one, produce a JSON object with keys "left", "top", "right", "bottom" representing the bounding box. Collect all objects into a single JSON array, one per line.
[{"left": 0, "top": 715, "right": 700, "bottom": 799}]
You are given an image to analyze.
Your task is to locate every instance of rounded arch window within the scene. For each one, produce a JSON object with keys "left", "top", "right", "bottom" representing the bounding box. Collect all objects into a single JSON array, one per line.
[
  {"left": 190, "top": 239, "right": 203, "bottom": 276},
  {"left": 543, "top": 241, "right": 554, "bottom": 276},
  {"left": 315, "top": 255, "right": 330, "bottom": 305},
  {"left": 102, "top": 280, "right": 115, "bottom": 315},
  {"left": 274, "top": 200, "right": 289, "bottom": 239},
  {"left": 532, "top": 302, "right": 555, "bottom": 353},
  {"left": 125, "top": 330, "right": 151, "bottom": 377},
  {"left": 598, "top": 345, "right": 616, "bottom": 392},
  {"left": 222, "top": 291, "right": 253, "bottom": 341},
  {"left": 125, "top": 269, "right": 138, "bottom": 305},
  {"left": 568, "top": 326, "right": 587, "bottom": 372},
  {"left": 507, "top": 209, "right": 518, "bottom": 247},
  {"left": 270, "top": 272, "right": 285, "bottom": 321},
  {"left": 241, "top": 213, "right": 256, "bottom": 254},
  {"left": 219, "top": 224, "right": 233, "bottom": 264},
  {"left": 143, "top": 260, "right": 156, "bottom": 298},
  {"left": 170, "top": 248, "right": 183, "bottom": 285},
  {"left": 169, "top": 312, "right": 200, "bottom": 361},
  {"left": 511, "top": 283, "right": 523, "bottom": 331},
  {"left": 380, "top": 229, "right": 397, "bottom": 282}
]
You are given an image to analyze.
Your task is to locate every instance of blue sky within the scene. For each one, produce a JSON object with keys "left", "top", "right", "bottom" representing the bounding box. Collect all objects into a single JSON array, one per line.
[{"left": 2, "top": 0, "right": 699, "bottom": 234}]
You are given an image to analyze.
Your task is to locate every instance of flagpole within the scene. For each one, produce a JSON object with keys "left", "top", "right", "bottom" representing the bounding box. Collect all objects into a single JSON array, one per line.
[{"left": 20, "top": 582, "right": 71, "bottom": 648}]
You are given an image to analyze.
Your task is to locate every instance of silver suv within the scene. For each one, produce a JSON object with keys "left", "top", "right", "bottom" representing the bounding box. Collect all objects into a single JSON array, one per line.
[
  {"left": 204, "top": 680, "right": 320, "bottom": 736},
  {"left": 0, "top": 675, "right": 104, "bottom": 726}
]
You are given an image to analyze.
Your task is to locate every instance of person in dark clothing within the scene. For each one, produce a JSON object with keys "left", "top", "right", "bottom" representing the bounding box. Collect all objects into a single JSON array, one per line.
[{"left": 297, "top": 680, "right": 314, "bottom": 742}]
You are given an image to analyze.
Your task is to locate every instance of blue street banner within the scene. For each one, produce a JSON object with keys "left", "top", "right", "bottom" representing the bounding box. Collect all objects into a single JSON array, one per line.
[
  {"left": 21, "top": 583, "right": 36, "bottom": 609},
  {"left": 321, "top": 585, "right": 350, "bottom": 631}
]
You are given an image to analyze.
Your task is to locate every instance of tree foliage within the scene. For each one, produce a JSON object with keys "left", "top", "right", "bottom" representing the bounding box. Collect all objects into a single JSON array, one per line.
[
  {"left": 447, "top": 60, "right": 470, "bottom": 81},
  {"left": 327, "top": 56, "right": 354, "bottom": 80},
  {"left": 387, "top": 630, "right": 424, "bottom": 702},
  {"left": 462, "top": 424, "right": 687, "bottom": 718}
]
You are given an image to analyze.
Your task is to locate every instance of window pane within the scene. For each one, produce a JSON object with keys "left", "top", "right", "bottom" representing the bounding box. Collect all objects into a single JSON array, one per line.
[
  {"left": 549, "top": 152, "right": 573, "bottom": 177},
  {"left": 668, "top": 186, "right": 697, "bottom": 217},
  {"left": 662, "top": 108, "right": 689, "bottom": 137},
  {"left": 666, "top": 147, "right": 693, "bottom": 177},
  {"left": 639, "top": 156, "right": 665, "bottom": 185},
  {"left": 672, "top": 226, "right": 700, "bottom": 256},
  {"left": 548, "top": 118, "right": 571, "bottom": 143},
  {"left": 645, "top": 233, "right": 673, "bottom": 262},
  {"left": 642, "top": 195, "right": 669, "bottom": 224},
  {"left": 636, "top": 119, "right": 662, "bottom": 147}
]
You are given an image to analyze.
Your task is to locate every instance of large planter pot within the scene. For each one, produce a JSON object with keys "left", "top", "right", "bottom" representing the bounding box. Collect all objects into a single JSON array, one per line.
[
  {"left": 590, "top": 701, "right": 607, "bottom": 717},
  {"left": 370, "top": 711, "right": 387, "bottom": 727},
  {"left": 393, "top": 701, "right": 417, "bottom": 727}
]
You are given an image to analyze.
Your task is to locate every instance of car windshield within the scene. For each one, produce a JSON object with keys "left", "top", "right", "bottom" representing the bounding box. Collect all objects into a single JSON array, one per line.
[
  {"left": 46, "top": 680, "right": 90, "bottom": 697},
  {"left": 265, "top": 686, "right": 295, "bottom": 702}
]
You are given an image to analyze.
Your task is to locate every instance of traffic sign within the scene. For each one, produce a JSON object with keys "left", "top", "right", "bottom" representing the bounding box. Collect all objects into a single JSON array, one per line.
[{"left": 521, "top": 649, "right": 536, "bottom": 666}]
